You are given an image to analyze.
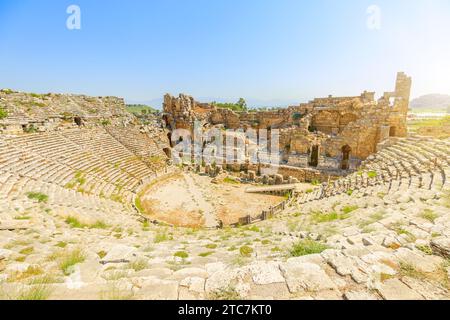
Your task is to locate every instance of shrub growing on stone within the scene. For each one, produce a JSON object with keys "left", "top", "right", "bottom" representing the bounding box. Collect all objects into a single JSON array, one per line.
[
  {"left": 239, "top": 246, "right": 253, "bottom": 257},
  {"left": 289, "top": 240, "right": 328, "bottom": 257},
  {"left": 26, "top": 192, "right": 48, "bottom": 203},
  {"left": 174, "top": 251, "right": 189, "bottom": 259},
  {"left": 0, "top": 106, "right": 8, "bottom": 119},
  {"left": 59, "top": 249, "right": 86, "bottom": 275}
]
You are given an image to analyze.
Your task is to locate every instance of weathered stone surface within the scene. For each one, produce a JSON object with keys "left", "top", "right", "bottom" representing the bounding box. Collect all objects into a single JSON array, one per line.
[
  {"left": 100, "top": 245, "right": 137, "bottom": 264},
  {"left": 137, "top": 278, "right": 179, "bottom": 300},
  {"left": 344, "top": 290, "right": 379, "bottom": 300},
  {"left": 430, "top": 237, "right": 450, "bottom": 259},
  {"left": 401, "top": 277, "right": 449, "bottom": 300},
  {"left": 280, "top": 262, "right": 337, "bottom": 293},
  {"left": 377, "top": 279, "right": 423, "bottom": 300},
  {"left": 171, "top": 268, "right": 208, "bottom": 280},
  {"left": 5, "top": 263, "right": 30, "bottom": 273},
  {"left": 179, "top": 277, "right": 205, "bottom": 293},
  {"left": 0, "top": 249, "right": 13, "bottom": 259},
  {"left": 394, "top": 248, "right": 442, "bottom": 273},
  {"left": 248, "top": 262, "right": 285, "bottom": 285},
  {"left": 205, "top": 269, "right": 238, "bottom": 293}
]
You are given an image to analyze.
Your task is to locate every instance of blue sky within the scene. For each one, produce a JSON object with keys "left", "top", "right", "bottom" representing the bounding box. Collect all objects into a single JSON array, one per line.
[{"left": 1, "top": 0, "right": 449, "bottom": 107}]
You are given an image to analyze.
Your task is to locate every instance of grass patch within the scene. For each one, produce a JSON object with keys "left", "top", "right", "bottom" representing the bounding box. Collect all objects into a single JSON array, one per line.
[
  {"left": 28, "top": 275, "right": 62, "bottom": 285},
  {"left": 135, "top": 196, "right": 145, "bottom": 214},
  {"left": 208, "top": 286, "right": 241, "bottom": 300},
  {"left": 174, "top": 251, "right": 189, "bottom": 259},
  {"left": 310, "top": 211, "right": 349, "bottom": 223},
  {"left": 342, "top": 205, "right": 358, "bottom": 214},
  {"left": 154, "top": 232, "right": 171, "bottom": 243},
  {"left": 97, "top": 251, "right": 107, "bottom": 259},
  {"left": 244, "top": 225, "right": 260, "bottom": 232},
  {"left": 100, "top": 283, "right": 134, "bottom": 300},
  {"left": 59, "top": 249, "right": 86, "bottom": 276},
  {"left": 239, "top": 246, "right": 253, "bottom": 257},
  {"left": 289, "top": 240, "right": 328, "bottom": 257},
  {"left": 90, "top": 221, "right": 109, "bottom": 229},
  {"left": 65, "top": 216, "right": 108, "bottom": 229},
  {"left": 14, "top": 215, "right": 31, "bottom": 220},
  {"left": 55, "top": 241, "right": 67, "bottom": 248},
  {"left": 420, "top": 209, "right": 438, "bottom": 223},
  {"left": 16, "top": 285, "right": 52, "bottom": 300},
  {"left": 398, "top": 262, "right": 426, "bottom": 279},
  {"left": 367, "top": 171, "right": 378, "bottom": 179},
  {"left": 19, "top": 247, "right": 34, "bottom": 255},
  {"left": 416, "top": 245, "right": 433, "bottom": 255},
  {"left": 223, "top": 177, "right": 240, "bottom": 184},
  {"left": 392, "top": 224, "right": 417, "bottom": 243},
  {"left": 205, "top": 244, "right": 217, "bottom": 249},
  {"left": 0, "top": 106, "right": 8, "bottom": 119},
  {"left": 26, "top": 192, "right": 48, "bottom": 203},
  {"left": 7, "top": 266, "right": 43, "bottom": 282},
  {"left": 65, "top": 216, "right": 86, "bottom": 228},
  {"left": 128, "top": 259, "right": 148, "bottom": 272},
  {"left": 199, "top": 251, "right": 215, "bottom": 257}
]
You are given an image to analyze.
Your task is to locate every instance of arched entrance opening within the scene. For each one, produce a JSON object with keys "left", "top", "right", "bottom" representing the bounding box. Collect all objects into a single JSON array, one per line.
[
  {"left": 341, "top": 145, "right": 352, "bottom": 170},
  {"left": 74, "top": 117, "right": 83, "bottom": 127},
  {"left": 162, "top": 115, "right": 170, "bottom": 127},
  {"left": 167, "top": 132, "right": 173, "bottom": 147},
  {"left": 163, "top": 148, "right": 171, "bottom": 158},
  {"left": 309, "top": 145, "right": 320, "bottom": 167},
  {"left": 389, "top": 126, "right": 397, "bottom": 137}
]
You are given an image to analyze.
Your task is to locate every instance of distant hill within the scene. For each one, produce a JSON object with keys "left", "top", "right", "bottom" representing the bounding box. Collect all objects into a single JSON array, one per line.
[
  {"left": 126, "top": 104, "right": 158, "bottom": 115},
  {"left": 126, "top": 97, "right": 300, "bottom": 111},
  {"left": 410, "top": 94, "right": 450, "bottom": 112}
]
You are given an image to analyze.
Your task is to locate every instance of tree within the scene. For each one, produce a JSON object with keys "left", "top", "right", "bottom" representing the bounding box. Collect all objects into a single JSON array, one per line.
[{"left": 236, "top": 98, "right": 247, "bottom": 110}]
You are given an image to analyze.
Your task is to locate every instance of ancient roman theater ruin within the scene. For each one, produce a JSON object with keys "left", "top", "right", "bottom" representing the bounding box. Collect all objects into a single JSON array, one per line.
[{"left": 0, "top": 72, "right": 449, "bottom": 300}]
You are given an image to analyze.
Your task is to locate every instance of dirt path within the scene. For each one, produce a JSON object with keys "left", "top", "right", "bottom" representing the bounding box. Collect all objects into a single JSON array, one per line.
[
  {"left": 182, "top": 173, "right": 218, "bottom": 228},
  {"left": 140, "top": 172, "right": 283, "bottom": 227}
]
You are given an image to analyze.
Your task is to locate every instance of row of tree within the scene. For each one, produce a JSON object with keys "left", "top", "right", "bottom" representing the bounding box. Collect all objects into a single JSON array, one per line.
[{"left": 212, "top": 98, "right": 248, "bottom": 112}]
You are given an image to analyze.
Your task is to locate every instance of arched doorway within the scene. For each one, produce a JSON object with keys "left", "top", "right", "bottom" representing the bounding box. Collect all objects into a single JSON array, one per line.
[
  {"left": 341, "top": 145, "right": 352, "bottom": 170},
  {"left": 389, "top": 126, "right": 396, "bottom": 137},
  {"left": 74, "top": 117, "right": 83, "bottom": 127},
  {"left": 162, "top": 115, "right": 170, "bottom": 127},
  {"left": 167, "top": 132, "right": 173, "bottom": 147},
  {"left": 309, "top": 145, "right": 320, "bottom": 167},
  {"left": 163, "top": 148, "right": 171, "bottom": 158}
]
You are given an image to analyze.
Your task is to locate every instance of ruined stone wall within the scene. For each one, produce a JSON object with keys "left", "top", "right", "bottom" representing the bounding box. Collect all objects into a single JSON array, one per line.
[{"left": 162, "top": 72, "right": 411, "bottom": 170}]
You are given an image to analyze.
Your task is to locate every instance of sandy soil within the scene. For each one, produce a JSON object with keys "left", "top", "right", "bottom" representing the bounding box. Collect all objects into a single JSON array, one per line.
[{"left": 140, "top": 172, "right": 284, "bottom": 227}]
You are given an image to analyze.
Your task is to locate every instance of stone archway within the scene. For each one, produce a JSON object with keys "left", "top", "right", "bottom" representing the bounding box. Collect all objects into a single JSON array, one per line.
[
  {"left": 309, "top": 145, "right": 320, "bottom": 167},
  {"left": 341, "top": 145, "right": 352, "bottom": 170},
  {"left": 389, "top": 126, "right": 397, "bottom": 137},
  {"left": 163, "top": 148, "right": 171, "bottom": 158},
  {"left": 167, "top": 132, "right": 173, "bottom": 147},
  {"left": 74, "top": 116, "right": 83, "bottom": 127},
  {"left": 162, "top": 115, "right": 170, "bottom": 127}
]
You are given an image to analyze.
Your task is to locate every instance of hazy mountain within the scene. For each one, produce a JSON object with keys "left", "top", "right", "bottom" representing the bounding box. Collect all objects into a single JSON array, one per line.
[
  {"left": 410, "top": 94, "right": 450, "bottom": 111},
  {"left": 125, "top": 97, "right": 300, "bottom": 111}
]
